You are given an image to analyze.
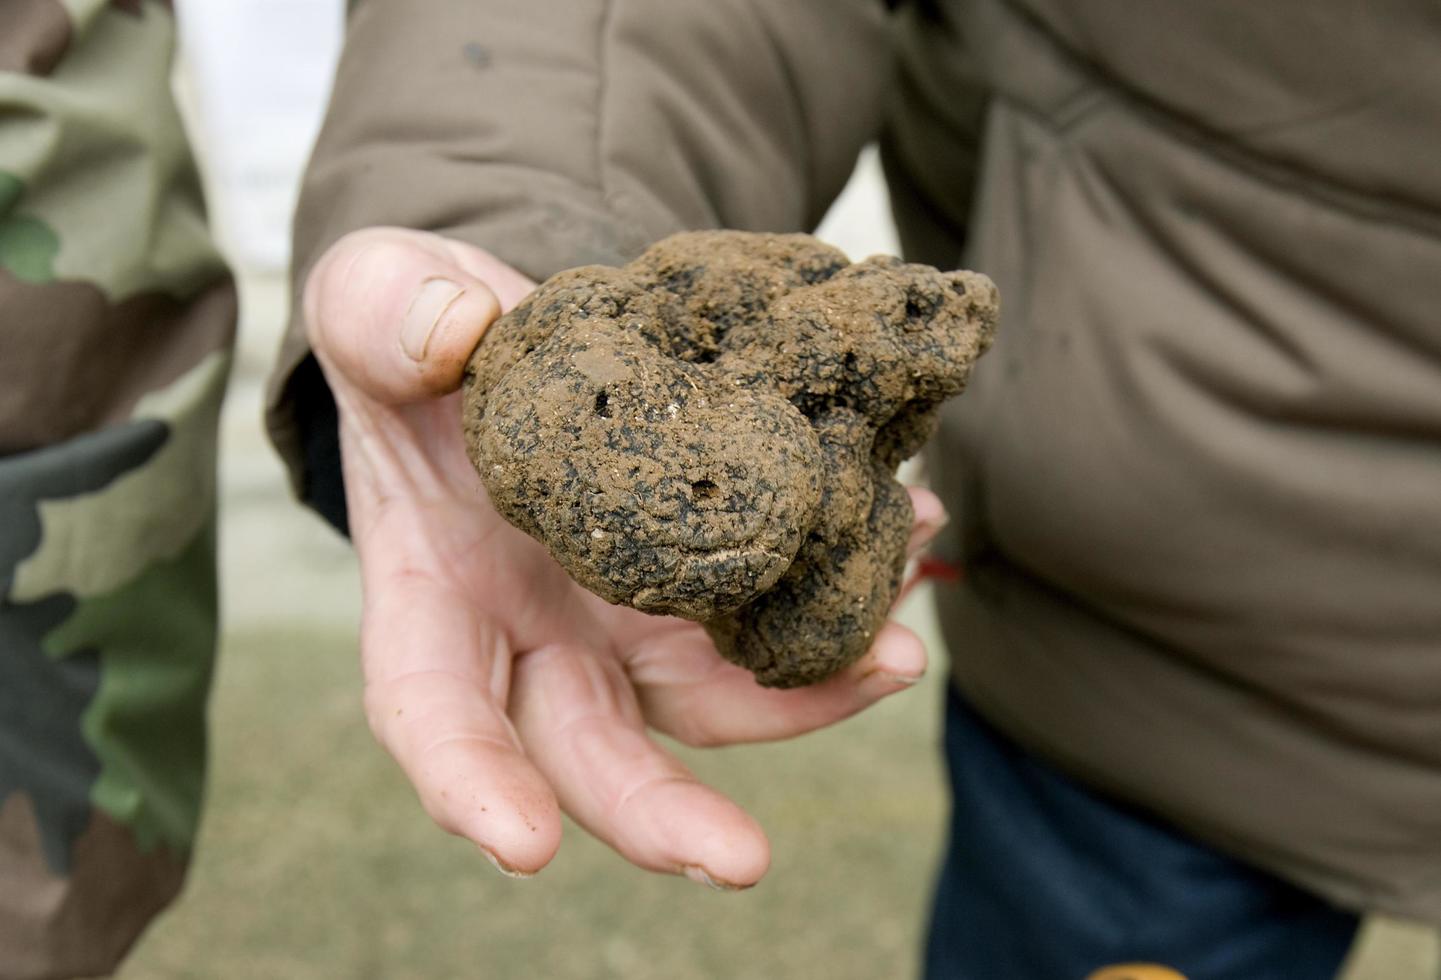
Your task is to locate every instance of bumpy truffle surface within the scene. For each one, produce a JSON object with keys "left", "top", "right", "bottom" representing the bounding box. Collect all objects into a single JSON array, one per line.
[{"left": 462, "top": 231, "right": 997, "bottom": 687}]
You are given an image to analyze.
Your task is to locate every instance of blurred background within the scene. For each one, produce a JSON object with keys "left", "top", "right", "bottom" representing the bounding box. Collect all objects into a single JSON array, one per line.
[{"left": 115, "top": 2, "right": 1438, "bottom": 977}]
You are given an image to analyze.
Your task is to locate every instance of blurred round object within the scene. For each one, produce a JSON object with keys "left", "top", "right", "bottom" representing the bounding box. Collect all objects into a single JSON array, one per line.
[{"left": 1086, "top": 965, "right": 1188, "bottom": 980}]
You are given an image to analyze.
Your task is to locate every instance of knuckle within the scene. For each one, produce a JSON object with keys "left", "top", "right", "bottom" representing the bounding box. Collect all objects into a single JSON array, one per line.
[{"left": 310, "top": 232, "right": 418, "bottom": 325}]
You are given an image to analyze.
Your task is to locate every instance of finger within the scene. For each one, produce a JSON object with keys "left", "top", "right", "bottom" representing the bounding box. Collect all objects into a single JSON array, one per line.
[
  {"left": 907, "top": 485, "right": 948, "bottom": 558},
  {"left": 509, "top": 645, "right": 770, "bottom": 889},
  {"left": 626, "top": 620, "right": 928, "bottom": 748},
  {"left": 304, "top": 227, "right": 505, "bottom": 404},
  {"left": 361, "top": 563, "right": 562, "bottom": 876}
]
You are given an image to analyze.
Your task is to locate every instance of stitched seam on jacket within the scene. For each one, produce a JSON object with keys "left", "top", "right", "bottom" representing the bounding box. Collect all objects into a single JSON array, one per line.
[{"left": 992, "top": 0, "right": 1441, "bottom": 240}]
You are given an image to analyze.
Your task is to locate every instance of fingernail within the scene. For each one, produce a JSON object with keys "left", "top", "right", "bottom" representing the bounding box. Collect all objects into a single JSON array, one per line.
[
  {"left": 876, "top": 668, "right": 922, "bottom": 686},
  {"left": 402, "top": 277, "right": 466, "bottom": 361},
  {"left": 682, "top": 865, "right": 749, "bottom": 892},
  {"left": 883, "top": 670, "right": 925, "bottom": 686},
  {"left": 480, "top": 845, "right": 535, "bottom": 880},
  {"left": 862, "top": 665, "right": 925, "bottom": 688}
]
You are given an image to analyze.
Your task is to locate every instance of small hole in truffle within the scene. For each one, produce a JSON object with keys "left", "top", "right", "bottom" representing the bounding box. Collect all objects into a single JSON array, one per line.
[
  {"left": 691, "top": 479, "right": 719, "bottom": 501},
  {"left": 843, "top": 351, "right": 858, "bottom": 372},
  {"left": 593, "top": 390, "right": 611, "bottom": 418},
  {"left": 906, "top": 286, "right": 942, "bottom": 321}
]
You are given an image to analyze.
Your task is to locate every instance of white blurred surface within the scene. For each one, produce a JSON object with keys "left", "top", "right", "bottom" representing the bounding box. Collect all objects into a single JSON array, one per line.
[
  {"left": 814, "top": 147, "right": 901, "bottom": 262},
  {"left": 177, "top": 0, "right": 342, "bottom": 270}
]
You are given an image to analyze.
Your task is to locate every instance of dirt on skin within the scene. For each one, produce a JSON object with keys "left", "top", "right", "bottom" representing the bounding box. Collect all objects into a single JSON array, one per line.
[{"left": 462, "top": 231, "right": 998, "bottom": 687}]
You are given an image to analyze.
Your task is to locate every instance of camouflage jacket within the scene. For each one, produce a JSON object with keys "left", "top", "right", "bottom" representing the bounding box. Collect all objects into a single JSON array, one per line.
[{"left": 0, "top": 1, "right": 235, "bottom": 977}]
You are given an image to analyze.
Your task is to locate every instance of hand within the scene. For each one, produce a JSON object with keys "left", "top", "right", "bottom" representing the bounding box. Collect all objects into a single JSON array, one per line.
[{"left": 303, "top": 227, "right": 948, "bottom": 888}]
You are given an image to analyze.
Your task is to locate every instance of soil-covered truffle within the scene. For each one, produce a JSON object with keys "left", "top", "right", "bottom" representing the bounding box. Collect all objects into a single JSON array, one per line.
[{"left": 462, "top": 231, "right": 997, "bottom": 687}]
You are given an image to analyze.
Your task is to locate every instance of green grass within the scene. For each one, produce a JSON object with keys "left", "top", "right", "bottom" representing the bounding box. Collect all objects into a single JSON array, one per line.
[{"left": 120, "top": 615, "right": 951, "bottom": 980}]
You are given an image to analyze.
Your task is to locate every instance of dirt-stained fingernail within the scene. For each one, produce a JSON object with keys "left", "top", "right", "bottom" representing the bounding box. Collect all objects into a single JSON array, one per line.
[
  {"left": 682, "top": 865, "right": 750, "bottom": 892},
  {"left": 882, "top": 671, "right": 925, "bottom": 687},
  {"left": 402, "top": 277, "right": 465, "bottom": 361},
  {"left": 861, "top": 663, "right": 925, "bottom": 688},
  {"left": 480, "top": 845, "right": 535, "bottom": 880}
]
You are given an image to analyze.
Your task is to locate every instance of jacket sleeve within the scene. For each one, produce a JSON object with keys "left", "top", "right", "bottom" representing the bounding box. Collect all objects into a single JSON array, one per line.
[{"left": 264, "top": 0, "right": 896, "bottom": 532}]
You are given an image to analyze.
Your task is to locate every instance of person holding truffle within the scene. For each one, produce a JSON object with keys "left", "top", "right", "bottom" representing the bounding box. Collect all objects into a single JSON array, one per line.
[
  {"left": 287, "top": 219, "right": 949, "bottom": 885},
  {"left": 267, "top": 1, "right": 1441, "bottom": 977}
]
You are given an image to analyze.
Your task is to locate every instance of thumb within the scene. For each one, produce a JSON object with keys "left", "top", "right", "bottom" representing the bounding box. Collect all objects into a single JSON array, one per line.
[{"left": 304, "top": 227, "right": 506, "bottom": 404}]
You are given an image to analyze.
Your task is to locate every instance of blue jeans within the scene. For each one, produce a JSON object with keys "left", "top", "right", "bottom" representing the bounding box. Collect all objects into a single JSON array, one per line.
[{"left": 925, "top": 686, "right": 1360, "bottom": 980}]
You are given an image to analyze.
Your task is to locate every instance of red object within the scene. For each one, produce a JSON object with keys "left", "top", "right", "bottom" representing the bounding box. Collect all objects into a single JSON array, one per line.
[
  {"left": 896, "top": 555, "right": 965, "bottom": 604},
  {"left": 916, "top": 556, "right": 964, "bottom": 583}
]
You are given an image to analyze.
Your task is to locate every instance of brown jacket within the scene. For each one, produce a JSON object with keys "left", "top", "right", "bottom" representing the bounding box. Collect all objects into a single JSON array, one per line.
[{"left": 268, "top": 0, "right": 1441, "bottom": 921}]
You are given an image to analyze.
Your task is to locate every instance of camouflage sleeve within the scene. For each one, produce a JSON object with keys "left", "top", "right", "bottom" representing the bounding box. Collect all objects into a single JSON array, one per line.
[{"left": 0, "top": 2, "right": 236, "bottom": 977}]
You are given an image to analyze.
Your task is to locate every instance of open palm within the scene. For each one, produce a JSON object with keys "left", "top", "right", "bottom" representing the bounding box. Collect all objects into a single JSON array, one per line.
[{"left": 304, "top": 228, "right": 941, "bottom": 888}]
